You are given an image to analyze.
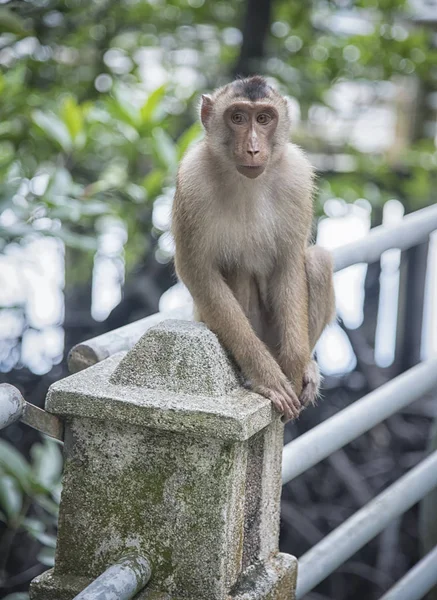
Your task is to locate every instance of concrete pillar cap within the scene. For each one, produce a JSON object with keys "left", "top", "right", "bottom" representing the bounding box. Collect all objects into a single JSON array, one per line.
[{"left": 46, "top": 320, "right": 273, "bottom": 440}]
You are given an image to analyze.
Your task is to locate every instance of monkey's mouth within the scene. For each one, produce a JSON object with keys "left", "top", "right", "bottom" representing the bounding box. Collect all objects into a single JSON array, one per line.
[{"left": 236, "top": 165, "right": 265, "bottom": 179}]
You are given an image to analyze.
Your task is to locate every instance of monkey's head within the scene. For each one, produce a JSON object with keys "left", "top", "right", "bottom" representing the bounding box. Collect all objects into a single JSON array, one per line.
[{"left": 200, "top": 76, "right": 291, "bottom": 179}]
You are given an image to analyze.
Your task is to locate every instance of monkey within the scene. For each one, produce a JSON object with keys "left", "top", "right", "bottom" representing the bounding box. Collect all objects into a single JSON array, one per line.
[{"left": 171, "top": 76, "right": 335, "bottom": 421}]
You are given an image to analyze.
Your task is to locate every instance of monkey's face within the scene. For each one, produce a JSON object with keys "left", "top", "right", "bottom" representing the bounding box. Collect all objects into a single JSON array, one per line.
[{"left": 223, "top": 102, "right": 279, "bottom": 179}]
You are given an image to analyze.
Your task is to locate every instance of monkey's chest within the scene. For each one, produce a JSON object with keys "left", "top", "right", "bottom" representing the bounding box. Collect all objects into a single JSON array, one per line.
[{"left": 214, "top": 208, "right": 279, "bottom": 276}]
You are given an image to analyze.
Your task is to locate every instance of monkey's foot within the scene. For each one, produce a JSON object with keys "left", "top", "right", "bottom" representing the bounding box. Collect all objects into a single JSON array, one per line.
[
  {"left": 299, "top": 360, "right": 321, "bottom": 407},
  {"left": 251, "top": 380, "right": 302, "bottom": 422}
]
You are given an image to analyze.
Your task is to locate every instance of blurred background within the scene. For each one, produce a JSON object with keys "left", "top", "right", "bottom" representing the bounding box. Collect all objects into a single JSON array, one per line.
[{"left": 0, "top": 0, "right": 436, "bottom": 598}]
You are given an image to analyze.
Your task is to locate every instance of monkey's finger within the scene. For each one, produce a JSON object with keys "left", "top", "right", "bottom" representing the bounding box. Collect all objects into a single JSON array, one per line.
[
  {"left": 287, "top": 400, "right": 302, "bottom": 421},
  {"left": 252, "top": 382, "right": 299, "bottom": 421},
  {"left": 280, "top": 404, "right": 299, "bottom": 423},
  {"left": 253, "top": 384, "right": 287, "bottom": 417},
  {"left": 271, "top": 392, "right": 291, "bottom": 419},
  {"left": 279, "top": 391, "right": 300, "bottom": 422},
  {"left": 281, "top": 409, "right": 295, "bottom": 423},
  {"left": 299, "top": 382, "right": 318, "bottom": 407},
  {"left": 283, "top": 381, "right": 301, "bottom": 406},
  {"left": 282, "top": 383, "right": 302, "bottom": 413},
  {"left": 272, "top": 397, "right": 288, "bottom": 418},
  {"left": 278, "top": 398, "right": 294, "bottom": 422}
]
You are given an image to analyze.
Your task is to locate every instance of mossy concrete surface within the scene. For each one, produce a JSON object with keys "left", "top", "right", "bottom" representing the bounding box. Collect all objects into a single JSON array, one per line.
[
  {"left": 229, "top": 554, "right": 297, "bottom": 600},
  {"left": 30, "top": 553, "right": 297, "bottom": 600},
  {"left": 30, "top": 320, "right": 296, "bottom": 600}
]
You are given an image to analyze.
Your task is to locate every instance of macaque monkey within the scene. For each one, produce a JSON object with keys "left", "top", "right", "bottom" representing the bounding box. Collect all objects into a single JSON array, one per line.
[{"left": 172, "top": 76, "right": 335, "bottom": 421}]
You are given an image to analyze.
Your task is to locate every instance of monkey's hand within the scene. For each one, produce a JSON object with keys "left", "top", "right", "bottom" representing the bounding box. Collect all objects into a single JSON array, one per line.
[
  {"left": 299, "top": 360, "right": 321, "bottom": 408},
  {"left": 248, "top": 367, "right": 302, "bottom": 422}
]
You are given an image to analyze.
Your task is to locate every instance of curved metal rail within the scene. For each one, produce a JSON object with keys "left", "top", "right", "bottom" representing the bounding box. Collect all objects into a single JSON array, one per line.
[
  {"left": 295, "top": 451, "right": 437, "bottom": 598},
  {"left": 282, "top": 358, "right": 437, "bottom": 484}
]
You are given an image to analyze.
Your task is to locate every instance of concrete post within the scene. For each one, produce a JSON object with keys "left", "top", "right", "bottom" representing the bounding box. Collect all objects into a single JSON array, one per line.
[{"left": 30, "top": 320, "right": 296, "bottom": 600}]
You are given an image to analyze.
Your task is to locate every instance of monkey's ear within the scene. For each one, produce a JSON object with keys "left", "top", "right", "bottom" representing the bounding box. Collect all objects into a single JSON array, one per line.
[
  {"left": 284, "top": 95, "right": 299, "bottom": 125},
  {"left": 200, "top": 94, "right": 214, "bottom": 129}
]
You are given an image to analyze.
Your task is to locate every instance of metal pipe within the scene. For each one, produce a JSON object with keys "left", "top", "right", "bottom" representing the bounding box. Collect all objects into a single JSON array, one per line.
[
  {"left": 0, "top": 383, "right": 63, "bottom": 441},
  {"left": 21, "top": 401, "right": 64, "bottom": 441},
  {"left": 332, "top": 203, "right": 437, "bottom": 272},
  {"left": 295, "top": 450, "right": 437, "bottom": 599},
  {"left": 282, "top": 358, "right": 437, "bottom": 484},
  {"left": 73, "top": 554, "right": 152, "bottom": 600},
  {"left": 0, "top": 384, "right": 24, "bottom": 429},
  {"left": 379, "top": 544, "right": 437, "bottom": 600},
  {"left": 68, "top": 305, "right": 193, "bottom": 373}
]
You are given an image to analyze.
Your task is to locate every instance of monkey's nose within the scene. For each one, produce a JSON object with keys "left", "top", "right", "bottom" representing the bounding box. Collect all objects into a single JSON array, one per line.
[{"left": 247, "top": 150, "right": 260, "bottom": 156}]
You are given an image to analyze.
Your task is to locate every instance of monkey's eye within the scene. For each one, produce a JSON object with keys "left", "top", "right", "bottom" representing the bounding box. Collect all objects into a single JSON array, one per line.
[
  {"left": 231, "top": 113, "right": 245, "bottom": 124},
  {"left": 257, "top": 113, "right": 272, "bottom": 125}
]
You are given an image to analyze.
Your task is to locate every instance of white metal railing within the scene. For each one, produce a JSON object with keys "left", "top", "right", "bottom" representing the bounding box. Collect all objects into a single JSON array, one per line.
[
  {"left": 331, "top": 202, "right": 437, "bottom": 271},
  {"left": 379, "top": 545, "right": 437, "bottom": 600},
  {"left": 281, "top": 358, "right": 437, "bottom": 484},
  {"left": 295, "top": 451, "right": 437, "bottom": 598},
  {"left": 285, "top": 202, "right": 437, "bottom": 599}
]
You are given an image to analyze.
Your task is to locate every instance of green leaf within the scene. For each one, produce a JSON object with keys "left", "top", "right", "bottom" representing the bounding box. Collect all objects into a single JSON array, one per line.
[
  {"left": 23, "top": 517, "right": 45, "bottom": 535},
  {"left": 0, "top": 439, "right": 32, "bottom": 492},
  {"left": 31, "top": 438, "right": 63, "bottom": 491},
  {"left": 111, "top": 87, "right": 140, "bottom": 128},
  {"left": 47, "top": 167, "right": 73, "bottom": 199},
  {"left": 0, "top": 475, "right": 23, "bottom": 521},
  {"left": 32, "top": 111, "right": 72, "bottom": 152},
  {"left": 56, "top": 227, "right": 98, "bottom": 251},
  {"left": 61, "top": 96, "right": 84, "bottom": 143},
  {"left": 142, "top": 169, "right": 165, "bottom": 199},
  {"left": 80, "top": 200, "right": 110, "bottom": 216},
  {"left": 51, "top": 483, "right": 62, "bottom": 505},
  {"left": 177, "top": 122, "right": 203, "bottom": 159},
  {"left": 32, "top": 531, "right": 57, "bottom": 548},
  {"left": 34, "top": 494, "right": 59, "bottom": 517},
  {"left": 140, "top": 84, "right": 166, "bottom": 124},
  {"left": 152, "top": 129, "right": 177, "bottom": 173},
  {"left": 3, "top": 593, "right": 29, "bottom": 600},
  {"left": 37, "top": 547, "right": 56, "bottom": 567},
  {"left": 0, "top": 8, "right": 28, "bottom": 35}
]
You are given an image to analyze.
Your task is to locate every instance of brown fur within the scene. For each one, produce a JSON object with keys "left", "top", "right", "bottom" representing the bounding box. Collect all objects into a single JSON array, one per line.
[{"left": 172, "top": 77, "right": 335, "bottom": 421}]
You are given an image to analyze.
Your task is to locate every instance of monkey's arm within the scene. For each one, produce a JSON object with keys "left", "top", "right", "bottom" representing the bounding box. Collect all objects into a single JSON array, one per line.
[
  {"left": 270, "top": 255, "right": 311, "bottom": 398},
  {"left": 272, "top": 247, "right": 335, "bottom": 406},
  {"left": 174, "top": 250, "right": 301, "bottom": 421}
]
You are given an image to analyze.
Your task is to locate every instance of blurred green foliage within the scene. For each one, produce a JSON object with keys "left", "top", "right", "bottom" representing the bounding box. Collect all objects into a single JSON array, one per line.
[
  {"left": 0, "top": 437, "right": 62, "bottom": 587},
  {"left": 0, "top": 0, "right": 436, "bottom": 277},
  {"left": 0, "top": 0, "right": 240, "bottom": 274}
]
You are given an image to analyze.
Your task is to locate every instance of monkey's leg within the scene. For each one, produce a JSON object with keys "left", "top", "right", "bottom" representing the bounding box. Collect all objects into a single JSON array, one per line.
[
  {"left": 306, "top": 246, "right": 336, "bottom": 351},
  {"left": 299, "top": 246, "right": 336, "bottom": 407}
]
